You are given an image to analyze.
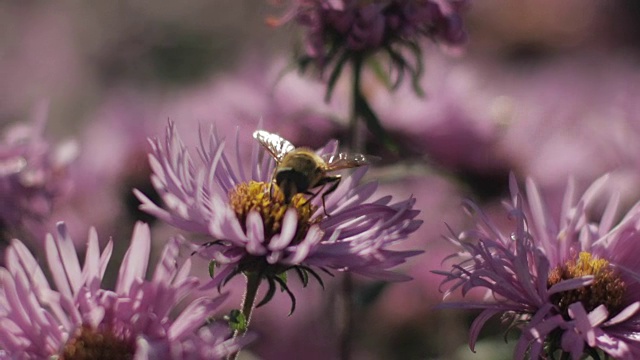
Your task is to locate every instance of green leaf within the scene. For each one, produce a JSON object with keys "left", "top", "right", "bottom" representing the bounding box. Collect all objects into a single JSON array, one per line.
[{"left": 226, "top": 309, "right": 247, "bottom": 332}]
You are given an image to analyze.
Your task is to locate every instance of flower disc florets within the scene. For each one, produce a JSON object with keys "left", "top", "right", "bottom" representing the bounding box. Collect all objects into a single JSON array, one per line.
[
  {"left": 61, "top": 325, "right": 136, "bottom": 360},
  {"left": 548, "top": 252, "right": 626, "bottom": 317},
  {"left": 229, "top": 181, "right": 319, "bottom": 243},
  {"left": 226, "top": 180, "right": 326, "bottom": 309}
]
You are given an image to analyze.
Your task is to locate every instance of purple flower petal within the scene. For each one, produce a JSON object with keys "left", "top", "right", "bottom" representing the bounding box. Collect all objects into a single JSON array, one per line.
[{"left": 116, "top": 222, "right": 151, "bottom": 294}]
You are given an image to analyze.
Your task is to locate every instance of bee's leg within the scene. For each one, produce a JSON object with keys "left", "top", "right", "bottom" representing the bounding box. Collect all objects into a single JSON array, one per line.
[
  {"left": 301, "top": 184, "right": 322, "bottom": 210},
  {"left": 268, "top": 167, "right": 278, "bottom": 200},
  {"left": 318, "top": 176, "right": 341, "bottom": 216}
]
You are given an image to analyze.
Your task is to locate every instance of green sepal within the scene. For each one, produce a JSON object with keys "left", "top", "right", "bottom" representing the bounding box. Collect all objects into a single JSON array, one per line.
[
  {"left": 405, "top": 41, "right": 425, "bottom": 97},
  {"left": 384, "top": 42, "right": 425, "bottom": 97},
  {"left": 276, "top": 271, "right": 287, "bottom": 286},
  {"left": 385, "top": 47, "right": 405, "bottom": 90},
  {"left": 222, "top": 267, "right": 243, "bottom": 288},
  {"left": 324, "top": 50, "right": 350, "bottom": 103},
  {"left": 298, "top": 265, "right": 326, "bottom": 289},
  {"left": 208, "top": 261, "right": 216, "bottom": 279},
  {"left": 256, "top": 277, "right": 278, "bottom": 309},
  {"left": 273, "top": 275, "right": 297, "bottom": 316},
  {"left": 294, "top": 267, "right": 309, "bottom": 287},
  {"left": 368, "top": 57, "right": 394, "bottom": 90}
]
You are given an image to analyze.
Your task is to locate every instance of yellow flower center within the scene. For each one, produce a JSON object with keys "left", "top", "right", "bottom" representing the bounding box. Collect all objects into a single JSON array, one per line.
[
  {"left": 61, "top": 325, "right": 135, "bottom": 360},
  {"left": 548, "top": 252, "right": 626, "bottom": 316},
  {"left": 228, "top": 181, "right": 319, "bottom": 244}
]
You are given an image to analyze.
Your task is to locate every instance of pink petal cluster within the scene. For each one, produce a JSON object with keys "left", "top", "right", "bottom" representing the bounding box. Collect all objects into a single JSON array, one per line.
[
  {"left": 0, "top": 222, "right": 247, "bottom": 359},
  {"left": 437, "top": 174, "right": 640, "bottom": 359}
]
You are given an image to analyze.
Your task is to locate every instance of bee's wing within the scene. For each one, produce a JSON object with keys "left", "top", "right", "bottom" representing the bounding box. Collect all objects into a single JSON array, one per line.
[
  {"left": 253, "top": 130, "right": 296, "bottom": 162},
  {"left": 322, "top": 152, "right": 372, "bottom": 171}
]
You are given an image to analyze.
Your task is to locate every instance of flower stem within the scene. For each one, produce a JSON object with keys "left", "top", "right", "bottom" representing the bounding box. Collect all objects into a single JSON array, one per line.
[
  {"left": 338, "top": 272, "right": 355, "bottom": 360},
  {"left": 338, "top": 56, "right": 365, "bottom": 360},
  {"left": 349, "top": 55, "right": 365, "bottom": 152},
  {"left": 229, "top": 272, "right": 261, "bottom": 360}
]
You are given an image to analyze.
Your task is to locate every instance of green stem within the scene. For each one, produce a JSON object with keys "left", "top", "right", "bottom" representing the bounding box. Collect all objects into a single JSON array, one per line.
[
  {"left": 338, "top": 56, "right": 365, "bottom": 360},
  {"left": 349, "top": 55, "right": 365, "bottom": 152},
  {"left": 339, "top": 273, "right": 354, "bottom": 360},
  {"left": 229, "top": 272, "right": 261, "bottom": 360}
]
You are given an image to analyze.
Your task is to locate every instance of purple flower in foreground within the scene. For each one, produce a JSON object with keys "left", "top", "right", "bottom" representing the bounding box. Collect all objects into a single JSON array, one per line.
[
  {"left": 436, "top": 174, "right": 640, "bottom": 360},
  {"left": 0, "top": 221, "right": 247, "bottom": 359},
  {"left": 135, "top": 122, "right": 421, "bottom": 310},
  {"left": 0, "top": 105, "right": 76, "bottom": 242}
]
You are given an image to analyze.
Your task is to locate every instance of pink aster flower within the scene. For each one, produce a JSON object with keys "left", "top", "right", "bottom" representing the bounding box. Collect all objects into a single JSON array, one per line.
[
  {"left": 273, "top": 0, "right": 468, "bottom": 76},
  {"left": 0, "top": 104, "right": 76, "bottom": 243},
  {"left": 135, "top": 121, "right": 422, "bottom": 311},
  {"left": 0, "top": 221, "right": 248, "bottom": 359},
  {"left": 436, "top": 174, "right": 640, "bottom": 360}
]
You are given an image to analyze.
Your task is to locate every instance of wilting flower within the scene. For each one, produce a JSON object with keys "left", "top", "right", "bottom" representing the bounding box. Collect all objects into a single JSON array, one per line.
[
  {"left": 272, "top": 0, "right": 468, "bottom": 85},
  {"left": 436, "top": 174, "right": 640, "bottom": 359},
  {"left": 135, "top": 122, "right": 422, "bottom": 310},
  {"left": 0, "top": 105, "right": 76, "bottom": 242},
  {"left": 0, "top": 221, "right": 248, "bottom": 359}
]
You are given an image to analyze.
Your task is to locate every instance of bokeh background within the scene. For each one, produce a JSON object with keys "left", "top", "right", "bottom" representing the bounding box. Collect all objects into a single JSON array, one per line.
[{"left": 3, "top": 1, "right": 640, "bottom": 359}]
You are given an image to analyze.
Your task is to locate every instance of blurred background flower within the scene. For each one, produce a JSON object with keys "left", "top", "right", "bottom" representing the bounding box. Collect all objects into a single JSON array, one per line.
[{"left": 0, "top": 103, "right": 76, "bottom": 251}]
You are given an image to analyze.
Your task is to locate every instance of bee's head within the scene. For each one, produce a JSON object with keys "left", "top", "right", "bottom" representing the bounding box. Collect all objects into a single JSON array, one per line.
[{"left": 276, "top": 168, "right": 309, "bottom": 203}]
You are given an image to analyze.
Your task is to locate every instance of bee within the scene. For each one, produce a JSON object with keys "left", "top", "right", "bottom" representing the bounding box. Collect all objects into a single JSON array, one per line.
[{"left": 253, "top": 130, "right": 371, "bottom": 215}]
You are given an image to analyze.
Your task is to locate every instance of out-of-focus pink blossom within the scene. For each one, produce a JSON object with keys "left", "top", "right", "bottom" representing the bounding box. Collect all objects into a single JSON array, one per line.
[
  {"left": 0, "top": 104, "right": 76, "bottom": 243},
  {"left": 276, "top": 0, "right": 469, "bottom": 72}
]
